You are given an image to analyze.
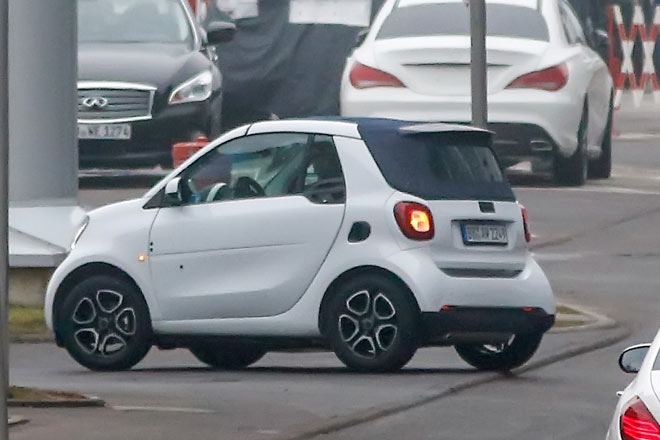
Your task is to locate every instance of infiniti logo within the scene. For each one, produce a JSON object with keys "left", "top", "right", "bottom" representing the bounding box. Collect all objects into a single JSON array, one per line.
[{"left": 82, "top": 96, "right": 109, "bottom": 110}]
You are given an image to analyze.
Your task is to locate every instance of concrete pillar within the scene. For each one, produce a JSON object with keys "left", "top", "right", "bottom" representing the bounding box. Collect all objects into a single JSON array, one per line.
[
  {"left": 7, "top": 0, "right": 85, "bottom": 295},
  {"left": 9, "top": 0, "right": 78, "bottom": 204},
  {"left": 9, "top": 0, "right": 85, "bottom": 304}
]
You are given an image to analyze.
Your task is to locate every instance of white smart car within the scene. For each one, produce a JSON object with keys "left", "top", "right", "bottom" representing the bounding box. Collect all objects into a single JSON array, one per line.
[
  {"left": 340, "top": 0, "right": 614, "bottom": 186},
  {"left": 606, "top": 332, "right": 660, "bottom": 440},
  {"left": 45, "top": 118, "right": 555, "bottom": 372}
]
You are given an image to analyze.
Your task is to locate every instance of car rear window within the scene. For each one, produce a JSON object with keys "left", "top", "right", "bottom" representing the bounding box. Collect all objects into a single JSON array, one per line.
[
  {"left": 377, "top": 4, "right": 549, "bottom": 41},
  {"left": 358, "top": 122, "right": 515, "bottom": 201}
]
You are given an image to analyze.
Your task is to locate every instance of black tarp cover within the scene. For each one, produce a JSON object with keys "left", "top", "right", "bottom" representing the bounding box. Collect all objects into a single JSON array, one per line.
[{"left": 207, "top": 0, "right": 385, "bottom": 129}]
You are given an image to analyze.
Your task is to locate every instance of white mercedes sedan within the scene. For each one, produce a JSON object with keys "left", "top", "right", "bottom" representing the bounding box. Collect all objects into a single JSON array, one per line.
[
  {"left": 607, "top": 332, "right": 660, "bottom": 440},
  {"left": 340, "top": 0, "right": 613, "bottom": 186}
]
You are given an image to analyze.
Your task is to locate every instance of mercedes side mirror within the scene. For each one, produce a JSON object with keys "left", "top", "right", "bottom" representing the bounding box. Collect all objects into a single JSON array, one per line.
[
  {"left": 165, "top": 177, "right": 184, "bottom": 206},
  {"left": 206, "top": 21, "right": 236, "bottom": 45},
  {"left": 619, "top": 344, "right": 651, "bottom": 374},
  {"left": 594, "top": 29, "right": 610, "bottom": 51}
]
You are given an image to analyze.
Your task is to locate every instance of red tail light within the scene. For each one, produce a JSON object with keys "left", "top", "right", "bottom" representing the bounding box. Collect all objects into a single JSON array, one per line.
[
  {"left": 349, "top": 62, "right": 404, "bottom": 89},
  {"left": 394, "top": 202, "right": 434, "bottom": 240},
  {"left": 621, "top": 397, "right": 660, "bottom": 440},
  {"left": 506, "top": 64, "right": 568, "bottom": 91},
  {"left": 520, "top": 204, "right": 531, "bottom": 243}
]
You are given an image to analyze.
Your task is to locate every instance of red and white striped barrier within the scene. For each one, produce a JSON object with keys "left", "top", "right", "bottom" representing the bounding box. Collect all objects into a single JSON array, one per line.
[{"left": 608, "top": 4, "right": 660, "bottom": 108}]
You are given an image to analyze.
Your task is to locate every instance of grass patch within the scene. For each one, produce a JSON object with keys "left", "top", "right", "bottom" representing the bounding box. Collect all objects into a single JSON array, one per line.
[
  {"left": 9, "top": 386, "right": 86, "bottom": 402},
  {"left": 9, "top": 305, "right": 47, "bottom": 336},
  {"left": 556, "top": 305, "right": 582, "bottom": 315}
]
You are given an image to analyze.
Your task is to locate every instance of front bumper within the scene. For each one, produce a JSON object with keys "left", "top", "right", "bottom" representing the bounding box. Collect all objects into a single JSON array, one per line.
[
  {"left": 420, "top": 306, "right": 555, "bottom": 345},
  {"left": 79, "top": 98, "right": 219, "bottom": 168}
]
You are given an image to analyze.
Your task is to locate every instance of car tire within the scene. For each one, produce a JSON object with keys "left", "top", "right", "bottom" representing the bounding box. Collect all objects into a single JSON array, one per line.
[
  {"left": 588, "top": 104, "right": 613, "bottom": 179},
  {"left": 454, "top": 332, "right": 543, "bottom": 371},
  {"left": 189, "top": 345, "right": 266, "bottom": 370},
  {"left": 555, "top": 106, "right": 588, "bottom": 186},
  {"left": 58, "top": 275, "right": 152, "bottom": 371},
  {"left": 323, "top": 274, "right": 419, "bottom": 372}
]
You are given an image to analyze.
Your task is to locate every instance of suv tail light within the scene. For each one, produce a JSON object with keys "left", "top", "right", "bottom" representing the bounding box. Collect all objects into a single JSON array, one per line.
[
  {"left": 506, "top": 64, "right": 568, "bottom": 91},
  {"left": 520, "top": 204, "right": 531, "bottom": 243},
  {"left": 349, "top": 62, "right": 404, "bottom": 89},
  {"left": 621, "top": 397, "right": 660, "bottom": 440},
  {"left": 394, "top": 202, "right": 434, "bottom": 240}
]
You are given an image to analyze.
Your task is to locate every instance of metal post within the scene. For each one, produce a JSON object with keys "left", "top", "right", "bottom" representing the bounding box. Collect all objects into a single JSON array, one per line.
[
  {"left": 0, "top": 0, "right": 8, "bottom": 437},
  {"left": 470, "top": 0, "right": 488, "bottom": 128}
]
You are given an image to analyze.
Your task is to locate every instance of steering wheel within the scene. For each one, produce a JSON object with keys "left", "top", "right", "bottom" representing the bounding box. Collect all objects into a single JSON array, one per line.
[{"left": 234, "top": 176, "right": 265, "bottom": 198}]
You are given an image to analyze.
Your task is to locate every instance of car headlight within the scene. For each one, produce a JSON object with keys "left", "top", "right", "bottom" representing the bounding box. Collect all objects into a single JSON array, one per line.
[
  {"left": 168, "top": 71, "right": 213, "bottom": 105},
  {"left": 70, "top": 216, "right": 90, "bottom": 251}
]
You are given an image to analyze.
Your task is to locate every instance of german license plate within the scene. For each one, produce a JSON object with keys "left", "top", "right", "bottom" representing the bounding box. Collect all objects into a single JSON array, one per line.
[
  {"left": 78, "top": 124, "right": 131, "bottom": 140},
  {"left": 461, "top": 223, "right": 508, "bottom": 245}
]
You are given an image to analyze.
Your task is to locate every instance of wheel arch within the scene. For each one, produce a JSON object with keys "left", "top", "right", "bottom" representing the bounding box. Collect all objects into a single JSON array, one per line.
[
  {"left": 317, "top": 265, "right": 421, "bottom": 336},
  {"left": 51, "top": 262, "right": 147, "bottom": 346}
]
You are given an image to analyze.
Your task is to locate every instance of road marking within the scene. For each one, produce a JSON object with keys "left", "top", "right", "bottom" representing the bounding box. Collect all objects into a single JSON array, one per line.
[
  {"left": 615, "top": 133, "right": 660, "bottom": 141},
  {"left": 532, "top": 251, "right": 594, "bottom": 261},
  {"left": 256, "top": 429, "right": 281, "bottom": 435},
  {"left": 518, "top": 186, "right": 660, "bottom": 196},
  {"left": 112, "top": 405, "right": 215, "bottom": 414}
]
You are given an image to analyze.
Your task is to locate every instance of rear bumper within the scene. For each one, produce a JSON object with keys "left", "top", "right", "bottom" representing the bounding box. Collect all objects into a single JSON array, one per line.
[
  {"left": 420, "top": 307, "right": 555, "bottom": 343},
  {"left": 340, "top": 85, "right": 581, "bottom": 159},
  {"left": 487, "top": 122, "right": 557, "bottom": 171},
  {"left": 384, "top": 249, "right": 556, "bottom": 317}
]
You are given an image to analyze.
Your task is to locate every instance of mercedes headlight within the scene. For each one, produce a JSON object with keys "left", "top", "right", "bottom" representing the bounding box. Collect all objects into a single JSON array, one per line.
[
  {"left": 168, "top": 71, "right": 213, "bottom": 105},
  {"left": 70, "top": 216, "right": 90, "bottom": 251}
]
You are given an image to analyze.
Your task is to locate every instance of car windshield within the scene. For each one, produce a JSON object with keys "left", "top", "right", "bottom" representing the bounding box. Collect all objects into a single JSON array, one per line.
[
  {"left": 377, "top": 3, "right": 549, "bottom": 41},
  {"left": 78, "top": 0, "right": 194, "bottom": 45}
]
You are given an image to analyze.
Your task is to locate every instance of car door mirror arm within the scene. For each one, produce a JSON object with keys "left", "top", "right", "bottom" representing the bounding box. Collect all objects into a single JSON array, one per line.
[{"left": 164, "top": 177, "right": 184, "bottom": 207}]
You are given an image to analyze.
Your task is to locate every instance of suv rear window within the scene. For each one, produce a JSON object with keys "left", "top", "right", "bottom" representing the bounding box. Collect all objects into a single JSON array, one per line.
[
  {"left": 377, "top": 4, "right": 549, "bottom": 41},
  {"left": 358, "top": 122, "right": 515, "bottom": 201}
]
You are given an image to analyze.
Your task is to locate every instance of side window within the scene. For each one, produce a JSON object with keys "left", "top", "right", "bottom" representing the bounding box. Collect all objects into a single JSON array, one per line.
[
  {"left": 301, "top": 135, "right": 346, "bottom": 204},
  {"left": 560, "top": 2, "right": 585, "bottom": 45},
  {"left": 559, "top": 5, "right": 576, "bottom": 44},
  {"left": 180, "top": 133, "right": 310, "bottom": 205}
]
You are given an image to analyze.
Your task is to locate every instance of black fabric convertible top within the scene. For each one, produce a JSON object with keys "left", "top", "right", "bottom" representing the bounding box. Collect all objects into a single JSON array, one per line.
[{"left": 355, "top": 119, "right": 517, "bottom": 202}]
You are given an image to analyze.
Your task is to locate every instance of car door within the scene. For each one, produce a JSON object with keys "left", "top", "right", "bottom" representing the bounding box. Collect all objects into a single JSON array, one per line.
[
  {"left": 148, "top": 132, "right": 346, "bottom": 321},
  {"left": 559, "top": 1, "right": 610, "bottom": 150}
]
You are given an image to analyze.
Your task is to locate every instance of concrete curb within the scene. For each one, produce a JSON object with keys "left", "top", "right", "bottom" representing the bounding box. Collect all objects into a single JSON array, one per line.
[
  {"left": 10, "top": 333, "right": 54, "bottom": 344},
  {"left": 551, "top": 301, "right": 616, "bottom": 334},
  {"left": 8, "top": 395, "right": 105, "bottom": 408},
  {"left": 8, "top": 415, "right": 29, "bottom": 427},
  {"left": 275, "top": 323, "right": 631, "bottom": 440}
]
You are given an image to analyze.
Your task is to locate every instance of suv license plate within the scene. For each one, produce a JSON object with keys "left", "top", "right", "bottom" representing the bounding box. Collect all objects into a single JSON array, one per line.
[
  {"left": 78, "top": 124, "right": 131, "bottom": 140},
  {"left": 462, "top": 224, "right": 508, "bottom": 245}
]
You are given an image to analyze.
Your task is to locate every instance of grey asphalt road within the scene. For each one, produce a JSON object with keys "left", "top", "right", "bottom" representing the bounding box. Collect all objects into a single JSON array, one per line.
[{"left": 10, "top": 104, "right": 660, "bottom": 439}]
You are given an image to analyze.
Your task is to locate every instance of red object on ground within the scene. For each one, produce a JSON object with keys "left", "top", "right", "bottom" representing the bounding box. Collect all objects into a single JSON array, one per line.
[{"left": 172, "top": 136, "right": 209, "bottom": 168}]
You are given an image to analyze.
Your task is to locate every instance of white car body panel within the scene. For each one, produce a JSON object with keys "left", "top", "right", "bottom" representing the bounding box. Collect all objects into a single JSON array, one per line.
[
  {"left": 606, "top": 330, "right": 660, "bottom": 440},
  {"left": 149, "top": 196, "right": 345, "bottom": 320},
  {"left": 340, "top": 0, "right": 613, "bottom": 159},
  {"left": 45, "top": 119, "right": 554, "bottom": 341},
  {"left": 44, "top": 199, "right": 162, "bottom": 329}
]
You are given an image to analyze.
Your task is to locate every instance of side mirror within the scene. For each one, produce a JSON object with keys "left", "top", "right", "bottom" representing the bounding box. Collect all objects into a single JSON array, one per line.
[
  {"left": 594, "top": 29, "right": 610, "bottom": 51},
  {"left": 205, "top": 21, "right": 236, "bottom": 45},
  {"left": 619, "top": 344, "right": 652, "bottom": 374},
  {"left": 355, "top": 29, "right": 368, "bottom": 48},
  {"left": 165, "top": 177, "right": 184, "bottom": 206}
]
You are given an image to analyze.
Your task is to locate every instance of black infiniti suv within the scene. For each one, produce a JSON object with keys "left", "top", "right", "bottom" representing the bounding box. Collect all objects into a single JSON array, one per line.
[{"left": 77, "top": 0, "right": 234, "bottom": 168}]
